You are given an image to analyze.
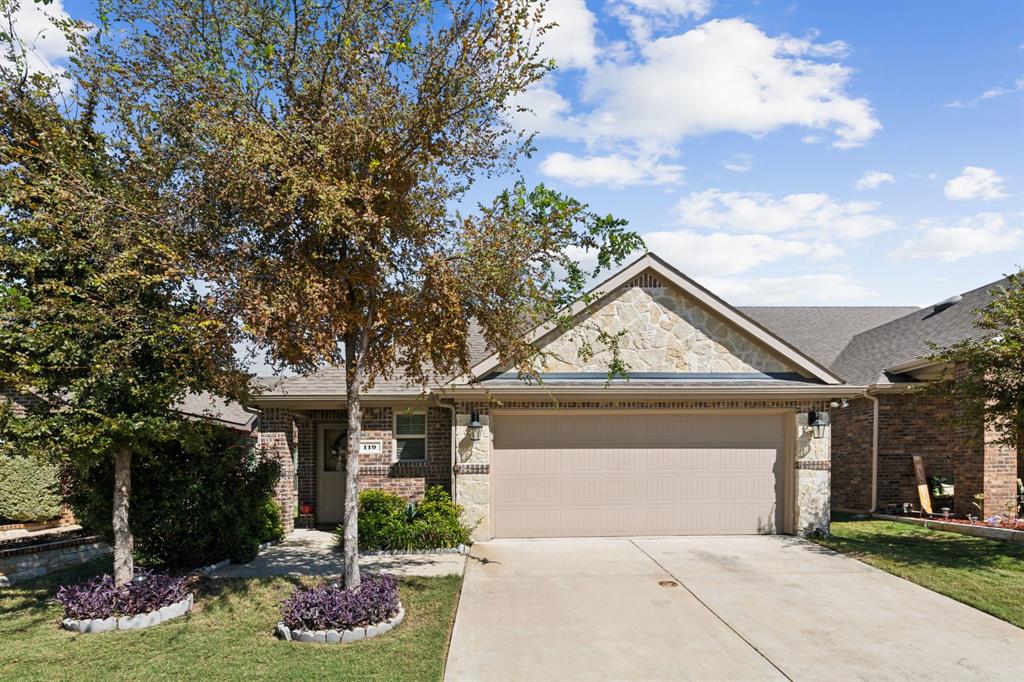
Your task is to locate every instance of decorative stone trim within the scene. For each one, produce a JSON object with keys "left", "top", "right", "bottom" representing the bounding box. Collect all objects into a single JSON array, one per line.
[
  {"left": 872, "top": 514, "right": 1024, "bottom": 545},
  {"left": 276, "top": 603, "right": 405, "bottom": 643},
  {"left": 363, "top": 544, "right": 469, "bottom": 556},
  {"left": 454, "top": 463, "right": 489, "bottom": 474},
  {"left": 795, "top": 460, "right": 831, "bottom": 470},
  {"left": 1, "top": 536, "right": 110, "bottom": 586},
  {"left": 61, "top": 593, "right": 193, "bottom": 633}
]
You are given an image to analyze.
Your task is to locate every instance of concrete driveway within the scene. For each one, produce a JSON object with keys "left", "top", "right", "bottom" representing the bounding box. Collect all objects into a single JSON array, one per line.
[{"left": 445, "top": 536, "right": 1024, "bottom": 681}]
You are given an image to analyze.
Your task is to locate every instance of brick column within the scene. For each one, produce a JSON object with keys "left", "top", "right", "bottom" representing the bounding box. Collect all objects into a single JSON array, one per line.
[
  {"left": 952, "top": 365, "right": 1018, "bottom": 518},
  {"left": 258, "top": 408, "right": 297, "bottom": 535}
]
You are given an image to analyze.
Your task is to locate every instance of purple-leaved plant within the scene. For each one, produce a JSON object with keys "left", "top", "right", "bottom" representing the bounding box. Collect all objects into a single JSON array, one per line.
[
  {"left": 55, "top": 570, "right": 191, "bottom": 620},
  {"left": 281, "top": 573, "right": 399, "bottom": 631}
]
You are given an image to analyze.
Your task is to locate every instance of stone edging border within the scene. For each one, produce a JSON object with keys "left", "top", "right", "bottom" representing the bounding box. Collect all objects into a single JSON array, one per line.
[
  {"left": 61, "top": 593, "right": 193, "bottom": 633},
  {"left": 276, "top": 603, "right": 405, "bottom": 644},
  {"left": 872, "top": 514, "right": 1024, "bottom": 545},
  {"left": 363, "top": 544, "right": 469, "bottom": 557}
]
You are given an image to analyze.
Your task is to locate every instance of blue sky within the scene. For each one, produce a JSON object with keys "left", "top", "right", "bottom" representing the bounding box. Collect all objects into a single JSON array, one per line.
[
  {"left": 25, "top": 0, "right": 1024, "bottom": 307},
  {"left": 494, "top": 0, "right": 1024, "bottom": 306}
]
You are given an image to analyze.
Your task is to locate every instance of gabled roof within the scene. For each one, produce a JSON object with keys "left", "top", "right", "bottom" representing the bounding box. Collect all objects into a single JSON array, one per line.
[
  {"left": 829, "top": 276, "right": 1010, "bottom": 385},
  {"left": 467, "top": 252, "right": 845, "bottom": 385}
]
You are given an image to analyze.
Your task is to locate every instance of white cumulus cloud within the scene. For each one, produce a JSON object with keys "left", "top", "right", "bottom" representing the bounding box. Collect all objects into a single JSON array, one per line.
[
  {"left": 535, "top": 0, "right": 599, "bottom": 71},
  {"left": 2, "top": 0, "right": 74, "bottom": 80},
  {"left": 675, "top": 188, "right": 896, "bottom": 239},
  {"left": 944, "top": 166, "right": 1009, "bottom": 201},
  {"left": 539, "top": 151, "right": 684, "bottom": 187},
  {"left": 642, "top": 230, "right": 840, "bottom": 276},
  {"left": 855, "top": 170, "right": 894, "bottom": 191},
  {"left": 700, "top": 274, "right": 876, "bottom": 305},
  {"left": 578, "top": 19, "right": 880, "bottom": 151},
  {"left": 889, "top": 213, "right": 1023, "bottom": 262}
]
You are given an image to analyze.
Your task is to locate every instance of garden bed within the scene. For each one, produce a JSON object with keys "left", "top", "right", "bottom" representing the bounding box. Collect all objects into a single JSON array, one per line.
[
  {"left": 871, "top": 514, "right": 1024, "bottom": 544},
  {"left": 277, "top": 573, "right": 402, "bottom": 644},
  {"left": 55, "top": 569, "right": 194, "bottom": 633},
  {"left": 62, "top": 592, "right": 193, "bottom": 633}
]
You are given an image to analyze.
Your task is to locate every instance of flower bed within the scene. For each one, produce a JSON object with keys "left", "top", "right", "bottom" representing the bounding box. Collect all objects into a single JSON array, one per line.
[
  {"left": 941, "top": 517, "right": 1024, "bottom": 531},
  {"left": 56, "top": 569, "right": 193, "bottom": 633},
  {"left": 277, "top": 573, "right": 402, "bottom": 644}
]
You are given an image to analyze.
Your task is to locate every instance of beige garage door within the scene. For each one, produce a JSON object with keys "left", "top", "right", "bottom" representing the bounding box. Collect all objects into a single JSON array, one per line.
[{"left": 490, "top": 412, "right": 788, "bottom": 538}]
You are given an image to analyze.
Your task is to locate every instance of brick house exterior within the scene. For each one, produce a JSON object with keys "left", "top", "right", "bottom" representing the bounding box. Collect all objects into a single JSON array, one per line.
[{"left": 253, "top": 255, "right": 1019, "bottom": 537}]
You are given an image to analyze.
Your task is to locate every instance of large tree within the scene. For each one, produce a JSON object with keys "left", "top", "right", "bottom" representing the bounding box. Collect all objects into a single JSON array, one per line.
[
  {"left": 929, "top": 269, "right": 1023, "bottom": 451},
  {"left": 0, "top": 0, "right": 248, "bottom": 585},
  {"left": 89, "top": 0, "right": 643, "bottom": 587}
]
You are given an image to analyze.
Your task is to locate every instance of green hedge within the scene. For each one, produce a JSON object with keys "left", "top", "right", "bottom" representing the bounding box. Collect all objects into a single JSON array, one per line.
[
  {"left": 346, "top": 486, "right": 472, "bottom": 552},
  {"left": 69, "top": 422, "right": 283, "bottom": 567},
  {"left": 0, "top": 455, "right": 62, "bottom": 522}
]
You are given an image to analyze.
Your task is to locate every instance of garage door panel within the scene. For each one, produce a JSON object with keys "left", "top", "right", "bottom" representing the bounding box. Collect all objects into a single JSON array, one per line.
[{"left": 491, "top": 413, "right": 786, "bottom": 538}]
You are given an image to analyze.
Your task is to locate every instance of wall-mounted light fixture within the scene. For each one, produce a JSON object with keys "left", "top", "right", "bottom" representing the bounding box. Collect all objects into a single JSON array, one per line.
[
  {"left": 807, "top": 409, "right": 828, "bottom": 439},
  {"left": 468, "top": 409, "right": 483, "bottom": 441}
]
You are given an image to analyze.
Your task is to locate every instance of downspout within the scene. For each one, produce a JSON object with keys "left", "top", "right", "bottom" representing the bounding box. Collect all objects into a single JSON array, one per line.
[
  {"left": 866, "top": 392, "right": 880, "bottom": 513},
  {"left": 435, "top": 399, "right": 458, "bottom": 505}
]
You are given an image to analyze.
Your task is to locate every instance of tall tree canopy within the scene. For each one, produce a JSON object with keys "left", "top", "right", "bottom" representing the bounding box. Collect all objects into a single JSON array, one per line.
[
  {"left": 930, "top": 269, "right": 1023, "bottom": 450},
  {"left": 0, "top": 0, "right": 248, "bottom": 585},
  {"left": 87, "top": 0, "right": 643, "bottom": 587}
]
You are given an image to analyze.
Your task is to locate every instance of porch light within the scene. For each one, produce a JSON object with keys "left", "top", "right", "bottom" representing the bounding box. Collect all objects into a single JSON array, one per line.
[
  {"left": 468, "top": 409, "right": 483, "bottom": 441},
  {"left": 808, "top": 410, "right": 827, "bottom": 439}
]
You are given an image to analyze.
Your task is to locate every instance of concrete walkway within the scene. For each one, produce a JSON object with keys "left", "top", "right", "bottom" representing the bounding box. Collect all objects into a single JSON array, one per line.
[
  {"left": 446, "top": 536, "right": 1024, "bottom": 681},
  {"left": 210, "top": 529, "right": 466, "bottom": 579}
]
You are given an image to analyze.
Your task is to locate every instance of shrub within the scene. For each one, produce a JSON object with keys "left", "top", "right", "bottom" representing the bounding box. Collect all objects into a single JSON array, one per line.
[
  {"left": 55, "top": 569, "right": 191, "bottom": 620},
  {"left": 68, "top": 421, "right": 282, "bottom": 568},
  {"left": 280, "top": 573, "right": 399, "bottom": 631},
  {"left": 0, "top": 454, "right": 62, "bottom": 522},
  {"left": 347, "top": 486, "right": 472, "bottom": 552}
]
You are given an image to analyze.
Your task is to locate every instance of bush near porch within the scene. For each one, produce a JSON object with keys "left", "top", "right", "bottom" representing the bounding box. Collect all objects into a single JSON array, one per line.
[
  {"left": 349, "top": 487, "right": 472, "bottom": 552},
  {"left": 69, "top": 423, "right": 282, "bottom": 568},
  {"left": 0, "top": 454, "right": 62, "bottom": 523}
]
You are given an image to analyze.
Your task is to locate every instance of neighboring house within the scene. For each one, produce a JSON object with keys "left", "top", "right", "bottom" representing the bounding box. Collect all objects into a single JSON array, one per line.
[{"left": 248, "top": 253, "right": 1020, "bottom": 539}]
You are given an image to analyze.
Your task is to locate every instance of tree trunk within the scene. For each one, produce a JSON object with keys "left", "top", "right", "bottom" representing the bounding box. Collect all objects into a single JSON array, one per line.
[
  {"left": 112, "top": 446, "right": 134, "bottom": 587},
  {"left": 342, "top": 331, "right": 364, "bottom": 589}
]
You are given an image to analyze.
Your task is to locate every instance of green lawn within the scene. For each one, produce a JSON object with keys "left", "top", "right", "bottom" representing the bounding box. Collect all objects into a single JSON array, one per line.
[
  {"left": 0, "top": 558, "right": 463, "bottom": 681},
  {"left": 816, "top": 514, "right": 1024, "bottom": 628}
]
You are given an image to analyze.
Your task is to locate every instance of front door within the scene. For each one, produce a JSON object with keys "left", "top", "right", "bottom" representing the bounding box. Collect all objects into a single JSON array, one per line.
[{"left": 317, "top": 424, "right": 346, "bottom": 524}]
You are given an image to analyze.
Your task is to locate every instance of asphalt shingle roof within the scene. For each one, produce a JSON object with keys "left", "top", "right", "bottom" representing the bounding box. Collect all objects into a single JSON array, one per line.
[
  {"left": 253, "top": 275, "right": 1010, "bottom": 395},
  {"left": 738, "top": 306, "right": 919, "bottom": 368},
  {"left": 829, "top": 277, "right": 1010, "bottom": 385}
]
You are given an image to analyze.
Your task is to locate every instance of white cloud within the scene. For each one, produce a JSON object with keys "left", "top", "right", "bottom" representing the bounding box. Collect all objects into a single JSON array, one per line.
[
  {"left": 944, "top": 166, "right": 1009, "bottom": 201},
  {"left": 675, "top": 188, "right": 896, "bottom": 239},
  {"left": 2, "top": 0, "right": 74, "bottom": 80},
  {"left": 980, "top": 77, "right": 1023, "bottom": 99},
  {"left": 855, "top": 170, "right": 894, "bottom": 191},
  {"left": 578, "top": 19, "right": 880, "bottom": 151},
  {"left": 510, "top": 83, "right": 578, "bottom": 137},
  {"left": 700, "top": 274, "right": 876, "bottom": 305},
  {"left": 643, "top": 230, "right": 840, "bottom": 276},
  {"left": 621, "top": 0, "right": 713, "bottom": 20},
  {"left": 535, "top": 0, "right": 599, "bottom": 70},
  {"left": 721, "top": 153, "right": 753, "bottom": 173},
  {"left": 539, "top": 151, "right": 684, "bottom": 187},
  {"left": 889, "top": 213, "right": 1023, "bottom": 262}
]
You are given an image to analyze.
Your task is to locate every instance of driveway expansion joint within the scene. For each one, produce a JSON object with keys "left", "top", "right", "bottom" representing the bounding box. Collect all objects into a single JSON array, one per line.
[{"left": 628, "top": 538, "right": 794, "bottom": 682}]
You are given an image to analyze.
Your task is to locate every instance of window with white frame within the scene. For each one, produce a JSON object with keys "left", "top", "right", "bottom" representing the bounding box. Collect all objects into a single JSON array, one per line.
[{"left": 394, "top": 410, "right": 426, "bottom": 461}]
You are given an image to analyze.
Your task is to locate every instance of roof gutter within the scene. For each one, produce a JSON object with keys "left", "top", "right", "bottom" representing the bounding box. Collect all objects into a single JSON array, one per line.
[
  {"left": 884, "top": 358, "right": 941, "bottom": 375},
  {"left": 439, "top": 384, "right": 865, "bottom": 400}
]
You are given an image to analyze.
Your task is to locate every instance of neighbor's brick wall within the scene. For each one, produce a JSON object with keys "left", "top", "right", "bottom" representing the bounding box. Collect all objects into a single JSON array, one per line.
[{"left": 831, "top": 393, "right": 957, "bottom": 512}]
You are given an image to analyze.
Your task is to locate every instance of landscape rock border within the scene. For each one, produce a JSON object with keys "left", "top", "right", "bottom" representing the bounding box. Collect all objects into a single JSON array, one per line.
[
  {"left": 363, "top": 544, "right": 469, "bottom": 556},
  {"left": 873, "top": 514, "right": 1024, "bottom": 544},
  {"left": 276, "top": 603, "right": 405, "bottom": 644},
  {"left": 61, "top": 593, "right": 193, "bottom": 633}
]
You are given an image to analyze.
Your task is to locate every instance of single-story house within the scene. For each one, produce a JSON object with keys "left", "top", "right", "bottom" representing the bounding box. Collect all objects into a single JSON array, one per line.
[{"left": 251, "top": 253, "right": 1019, "bottom": 539}]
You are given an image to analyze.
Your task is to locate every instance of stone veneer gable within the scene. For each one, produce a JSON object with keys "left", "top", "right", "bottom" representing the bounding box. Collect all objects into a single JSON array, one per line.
[{"left": 537, "top": 283, "right": 796, "bottom": 375}]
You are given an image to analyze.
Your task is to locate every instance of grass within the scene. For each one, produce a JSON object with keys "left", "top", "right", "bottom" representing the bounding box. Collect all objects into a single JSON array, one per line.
[
  {"left": 0, "top": 558, "right": 463, "bottom": 681},
  {"left": 815, "top": 514, "right": 1024, "bottom": 628}
]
